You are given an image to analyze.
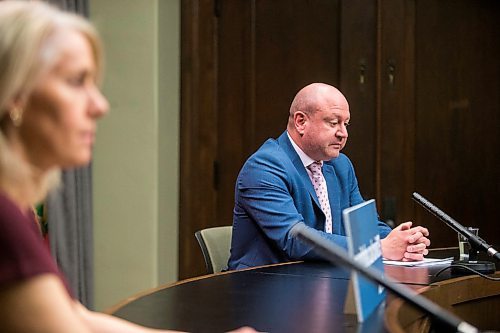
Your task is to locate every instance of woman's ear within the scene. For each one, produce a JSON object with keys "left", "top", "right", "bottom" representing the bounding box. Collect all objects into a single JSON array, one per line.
[{"left": 5, "top": 97, "right": 26, "bottom": 127}]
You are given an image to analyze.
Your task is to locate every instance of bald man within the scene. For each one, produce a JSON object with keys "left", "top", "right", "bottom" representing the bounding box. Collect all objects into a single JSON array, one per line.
[{"left": 227, "top": 83, "right": 430, "bottom": 270}]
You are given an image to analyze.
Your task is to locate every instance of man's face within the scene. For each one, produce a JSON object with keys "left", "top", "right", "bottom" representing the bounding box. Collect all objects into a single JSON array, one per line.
[{"left": 299, "top": 97, "right": 350, "bottom": 161}]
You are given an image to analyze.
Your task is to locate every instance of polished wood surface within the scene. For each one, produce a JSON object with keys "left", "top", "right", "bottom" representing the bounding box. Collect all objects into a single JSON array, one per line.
[{"left": 109, "top": 249, "right": 499, "bottom": 332}]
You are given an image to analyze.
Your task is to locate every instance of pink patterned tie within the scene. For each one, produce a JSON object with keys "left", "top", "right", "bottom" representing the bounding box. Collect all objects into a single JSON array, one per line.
[{"left": 308, "top": 162, "right": 333, "bottom": 233}]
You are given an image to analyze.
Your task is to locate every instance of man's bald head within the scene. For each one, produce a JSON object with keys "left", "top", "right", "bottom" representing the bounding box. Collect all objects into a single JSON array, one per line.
[{"left": 287, "top": 83, "right": 348, "bottom": 129}]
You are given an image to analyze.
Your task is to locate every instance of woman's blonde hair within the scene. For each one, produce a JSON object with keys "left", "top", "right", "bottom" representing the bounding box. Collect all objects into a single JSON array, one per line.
[{"left": 0, "top": 1, "right": 104, "bottom": 204}]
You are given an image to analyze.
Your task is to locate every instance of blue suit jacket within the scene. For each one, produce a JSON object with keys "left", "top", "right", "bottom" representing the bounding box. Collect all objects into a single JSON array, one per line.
[{"left": 227, "top": 132, "right": 391, "bottom": 270}]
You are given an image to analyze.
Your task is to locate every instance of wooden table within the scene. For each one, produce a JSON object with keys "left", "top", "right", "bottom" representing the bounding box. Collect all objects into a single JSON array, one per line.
[{"left": 108, "top": 249, "right": 500, "bottom": 333}]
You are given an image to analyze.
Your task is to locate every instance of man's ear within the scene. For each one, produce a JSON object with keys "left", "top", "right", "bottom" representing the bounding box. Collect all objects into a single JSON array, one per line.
[{"left": 294, "top": 111, "right": 307, "bottom": 135}]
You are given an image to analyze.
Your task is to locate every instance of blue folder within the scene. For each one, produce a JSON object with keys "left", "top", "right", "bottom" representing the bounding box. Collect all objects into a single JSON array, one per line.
[{"left": 343, "top": 199, "right": 386, "bottom": 322}]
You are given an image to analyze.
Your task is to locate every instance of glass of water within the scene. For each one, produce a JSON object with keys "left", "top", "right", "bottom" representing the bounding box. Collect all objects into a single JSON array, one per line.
[{"left": 458, "top": 227, "right": 479, "bottom": 261}]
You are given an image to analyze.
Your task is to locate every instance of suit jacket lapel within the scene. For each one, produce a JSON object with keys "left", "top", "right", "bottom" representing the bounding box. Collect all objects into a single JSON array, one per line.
[{"left": 277, "top": 132, "right": 321, "bottom": 208}]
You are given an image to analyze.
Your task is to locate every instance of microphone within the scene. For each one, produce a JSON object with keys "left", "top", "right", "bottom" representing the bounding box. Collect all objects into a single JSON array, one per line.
[
  {"left": 412, "top": 192, "right": 498, "bottom": 274},
  {"left": 290, "top": 222, "right": 480, "bottom": 333}
]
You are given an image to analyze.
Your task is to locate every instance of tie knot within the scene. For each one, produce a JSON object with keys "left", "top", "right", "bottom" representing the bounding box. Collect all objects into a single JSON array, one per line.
[{"left": 308, "top": 161, "right": 322, "bottom": 175}]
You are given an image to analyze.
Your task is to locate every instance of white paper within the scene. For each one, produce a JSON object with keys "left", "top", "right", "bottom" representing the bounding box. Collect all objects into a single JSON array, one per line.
[{"left": 383, "top": 257, "right": 453, "bottom": 267}]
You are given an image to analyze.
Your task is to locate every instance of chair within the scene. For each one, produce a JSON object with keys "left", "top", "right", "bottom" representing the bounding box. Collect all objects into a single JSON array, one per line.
[{"left": 195, "top": 226, "right": 232, "bottom": 274}]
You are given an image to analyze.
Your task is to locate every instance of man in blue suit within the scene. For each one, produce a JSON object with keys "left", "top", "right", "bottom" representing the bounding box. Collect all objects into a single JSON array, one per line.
[{"left": 228, "top": 83, "right": 430, "bottom": 270}]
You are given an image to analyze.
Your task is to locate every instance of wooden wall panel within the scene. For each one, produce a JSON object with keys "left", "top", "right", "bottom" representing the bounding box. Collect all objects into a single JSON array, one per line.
[
  {"left": 180, "top": 0, "right": 218, "bottom": 278},
  {"left": 339, "top": 0, "right": 378, "bottom": 205},
  {"left": 413, "top": 0, "right": 500, "bottom": 246},
  {"left": 252, "top": 0, "right": 341, "bottom": 146},
  {"left": 378, "top": 0, "right": 416, "bottom": 225},
  {"left": 215, "top": 0, "right": 253, "bottom": 239}
]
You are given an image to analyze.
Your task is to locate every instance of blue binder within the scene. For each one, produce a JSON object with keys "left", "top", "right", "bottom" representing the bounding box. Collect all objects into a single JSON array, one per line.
[{"left": 342, "top": 199, "right": 386, "bottom": 322}]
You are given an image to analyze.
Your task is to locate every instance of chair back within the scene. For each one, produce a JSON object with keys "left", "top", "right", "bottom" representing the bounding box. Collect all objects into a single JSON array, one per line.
[{"left": 195, "top": 226, "right": 232, "bottom": 274}]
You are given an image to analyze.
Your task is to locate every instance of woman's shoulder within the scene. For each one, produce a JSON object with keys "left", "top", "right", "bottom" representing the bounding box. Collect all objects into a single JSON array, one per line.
[
  {"left": 0, "top": 190, "right": 61, "bottom": 292},
  {"left": 0, "top": 191, "right": 37, "bottom": 234}
]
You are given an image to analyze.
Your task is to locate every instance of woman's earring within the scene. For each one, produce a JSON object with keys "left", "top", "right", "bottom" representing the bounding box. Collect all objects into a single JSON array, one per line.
[{"left": 9, "top": 107, "right": 23, "bottom": 127}]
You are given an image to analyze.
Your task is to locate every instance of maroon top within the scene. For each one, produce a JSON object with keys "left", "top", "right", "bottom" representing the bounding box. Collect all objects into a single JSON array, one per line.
[{"left": 0, "top": 192, "right": 72, "bottom": 296}]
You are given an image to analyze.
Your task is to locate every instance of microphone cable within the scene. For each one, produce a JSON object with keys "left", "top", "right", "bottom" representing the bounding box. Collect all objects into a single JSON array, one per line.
[{"left": 433, "top": 264, "right": 500, "bottom": 281}]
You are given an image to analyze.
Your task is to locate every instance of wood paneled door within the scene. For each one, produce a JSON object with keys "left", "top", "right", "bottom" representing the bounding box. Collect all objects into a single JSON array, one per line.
[{"left": 180, "top": 0, "right": 500, "bottom": 279}]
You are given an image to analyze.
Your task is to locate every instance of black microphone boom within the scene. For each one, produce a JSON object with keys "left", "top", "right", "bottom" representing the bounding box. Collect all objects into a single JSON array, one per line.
[
  {"left": 290, "top": 223, "right": 479, "bottom": 333},
  {"left": 412, "top": 192, "right": 500, "bottom": 262}
]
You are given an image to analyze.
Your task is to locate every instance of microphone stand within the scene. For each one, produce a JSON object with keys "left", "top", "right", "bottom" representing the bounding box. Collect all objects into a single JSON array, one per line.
[
  {"left": 412, "top": 192, "right": 497, "bottom": 275},
  {"left": 290, "top": 223, "right": 480, "bottom": 333}
]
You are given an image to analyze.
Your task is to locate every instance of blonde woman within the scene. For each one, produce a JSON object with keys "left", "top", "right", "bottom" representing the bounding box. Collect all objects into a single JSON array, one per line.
[{"left": 0, "top": 2, "right": 255, "bottom": 332}]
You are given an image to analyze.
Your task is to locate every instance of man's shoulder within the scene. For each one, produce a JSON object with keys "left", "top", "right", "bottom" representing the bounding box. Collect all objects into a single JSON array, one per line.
[
  {"left": 254, "top": 138, "right": 283, "bottom": 155},
  {"left": 247, "top": 135, "right": 290, "bottom": 162},
  {"left": 239, "top": 135, "right": 296, "bottom": 177}
]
